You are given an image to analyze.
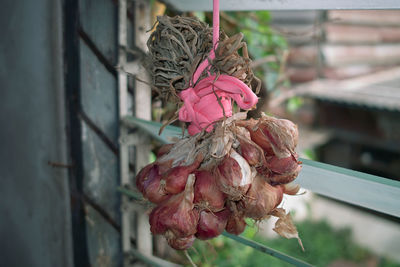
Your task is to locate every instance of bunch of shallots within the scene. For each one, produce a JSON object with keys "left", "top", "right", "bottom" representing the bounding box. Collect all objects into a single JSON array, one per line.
[{"left": 136, "top": 113, "right": 303, "bottom": 250}]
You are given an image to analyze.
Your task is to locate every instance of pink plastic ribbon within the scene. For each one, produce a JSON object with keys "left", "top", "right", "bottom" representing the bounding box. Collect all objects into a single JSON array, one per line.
[{"left": 178, "top": 0, "right": 258, "bottom": 135}]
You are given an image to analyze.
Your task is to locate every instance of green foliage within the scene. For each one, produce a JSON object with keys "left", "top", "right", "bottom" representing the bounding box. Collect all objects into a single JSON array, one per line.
[
  {"left": 194, "top": 11, "right": 206, "bottom": 22},
  {"left": 286, "top": 96, "right": 303, "bottom": 113},
  {"left": 224, "top": 11, "right": 288, "bottom": 92},
  {"left": 186, "top": 219, "right": 398, "bottom": 267},
  {"left": 303, "top": 148, "right": 317, "bottom": 161},
  {"left": 149, "top": 151, "right": 157, "bottom": 163}
]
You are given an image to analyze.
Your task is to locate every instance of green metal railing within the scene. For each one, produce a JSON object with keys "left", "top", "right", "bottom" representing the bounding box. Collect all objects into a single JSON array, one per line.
[{"left": 121, "top": 115, "right": 400, "bottom": 266}]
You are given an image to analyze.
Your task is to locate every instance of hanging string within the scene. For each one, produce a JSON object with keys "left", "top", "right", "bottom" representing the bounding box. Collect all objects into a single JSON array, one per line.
[
  {"left": 191, "top": 0, "right": 219, "bottom": 84},
  {"left": 178, "top": 0, "right": 258, "bottom": 135},
  {"left": 213, "top": 0, "right": 220, "bottom": 49}
]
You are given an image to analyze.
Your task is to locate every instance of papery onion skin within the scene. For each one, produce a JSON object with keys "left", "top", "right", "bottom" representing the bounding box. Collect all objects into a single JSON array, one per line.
[
  {"left": 157, "top": 143, "right": 175, "bottom": 157},
  {"left": 271, "top": 208, "right": 304, "bottom": 251},
  {"left": 240, "top": 115, "right": 298, "bottom": 159},
  {"left": 157, "top": 136, "right": 198, "bottom": 169},
  {"left": 194, "top": 170, "right": 226, "bottom": 212},
  {"left": 149, "top": 174, "right": 199, "bottom": 238},
  {"left": 196, "top": 209, "right": 230, "bottom": 240},
  {"left": 165, "top": 230, "right": 196, "bottom": 250},
  {"left": 281, "top": 182, "right": 301, "bottom": 195},
  {"left": 242, "top": 175, "right": 284, "bottom": 220},
  {"left": 157, "top": 159, "right": 174, "bottom": 175}
]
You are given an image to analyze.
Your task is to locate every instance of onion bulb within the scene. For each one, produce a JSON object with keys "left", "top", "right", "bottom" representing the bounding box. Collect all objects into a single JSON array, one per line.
[
  {"left": 196, "top": 209, "right": 230, "bottom": 240},
  {"left": 242, "top": 174, "right": 283, "bottom": 220},
  {"left": 237, "top": 133, "right": 266, "bottom": 167},
  {"left": 265, "top": 155, "right": 302, "bottom": 184},
  {"left": 225, "top": 202, "right": 247, "bottom": 235},
  {"left": 149, "top": 174, "right": 199, "bottom": 239},
  {"left": 216, "top": 150, "right": 254, "bottom": 201},
  {"left": 161, "top": 154, "right": 203, "bottom": 194},
  {"left": 136, "top": 163, "right": 169, "bottom": 204},
  {"left": 194, "top": 170, "right": 226, "bottom": 212},
  {"left": 242, "top": 114, "right": 298, "bottom": 158}
]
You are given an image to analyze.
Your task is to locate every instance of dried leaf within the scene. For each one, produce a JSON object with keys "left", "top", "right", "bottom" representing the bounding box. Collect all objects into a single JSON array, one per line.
[
  {"left": 209, "top": 127, "right": 233, "bottom": 158},
  {"left": 271, "top": 208, "right": 304, "bottom": 251}
]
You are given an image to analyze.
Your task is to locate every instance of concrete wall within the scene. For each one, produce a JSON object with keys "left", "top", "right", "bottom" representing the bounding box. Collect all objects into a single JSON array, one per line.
[
  {"left": 0, "top": 0, "right": 122, "bottom": 266},
  {"left": 0, "top": 0, "right": 73, "bottom": 266}
]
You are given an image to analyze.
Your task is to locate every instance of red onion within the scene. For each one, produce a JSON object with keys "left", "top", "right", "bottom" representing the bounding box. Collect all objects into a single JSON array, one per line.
[
  {"left": 216, "top": 150, "right": 254, "bottom": 201},
  {"left": 266, "top": 154, "right": 299, "bottom": 174},
  {"left": 237, "top": 134, "right": 266, "bottom": 167},
  {"left": 149, "top": 174, "right": 199, "bottom": 238},
  {"left": 242, "top": 175, "right": 283, "bottom": 220},
  {"left": 269, "top": 165, "right": 302, "bottom": 185},
  {"left": 242, "top": 115, "right": 298, "bottom": 158},
  {"left": 225, "top": 202, "right": 247, "bottom": 235},
  {"left": 136, "top": 163, "right": 155, "bottom": 194},
  {"left": 196, "top": 209, "right": 230, "bottom": 240},
  {"left": 265, "top": 155, "right": 302, "bottom": 184},
  {"left": 194, "top": 170, "right": 226, "bottom": 212},
  {"left": 161, "top": 154, "right": 203, "bottom": 194},
  {"left": 225, "top": 215, "right": 246, "bottom": 235},
  {"left": 136, "top": 163, "right": 169, "bottom": 204},
  {"left": 143, "top": 171, "right": 170, "bottom": 204}
]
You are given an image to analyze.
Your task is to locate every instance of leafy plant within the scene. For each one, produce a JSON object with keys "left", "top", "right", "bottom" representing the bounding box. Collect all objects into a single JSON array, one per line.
[
  {"left": 186, "top": 218, "right": 398, "bottom": 267},
  {"left": 223, "top": 11, "right": 289, "bottom": 92}
]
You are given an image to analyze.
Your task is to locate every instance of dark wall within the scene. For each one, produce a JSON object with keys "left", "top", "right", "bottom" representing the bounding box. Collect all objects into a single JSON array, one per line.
[
  {"left": 0, "top": 0, "right": 122, "bottom": 265},
  {"left": 0, "top": 0, "right": 73, "bottom": 266}
]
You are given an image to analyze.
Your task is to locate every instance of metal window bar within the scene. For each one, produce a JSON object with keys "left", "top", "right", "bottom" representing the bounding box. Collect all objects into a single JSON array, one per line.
[{"left": 160, "top": 0, "right": 400, "bottom": 11}]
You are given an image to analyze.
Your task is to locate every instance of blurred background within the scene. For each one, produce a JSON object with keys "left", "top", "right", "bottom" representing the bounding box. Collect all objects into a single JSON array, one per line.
[
  {"left": 1, "top": 0, "right": 399, "bottom": 266},
  {"left": 161, "top": 6, "right": 400, "bottom": 267}
]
